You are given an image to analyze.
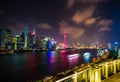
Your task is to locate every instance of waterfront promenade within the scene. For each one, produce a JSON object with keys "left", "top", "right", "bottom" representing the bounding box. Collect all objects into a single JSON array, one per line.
[
  {"left": 102, "top": 72, "right": 120, "bottom": 82},
  {"left": 39, "top": 58, "right": 120, "bottom": 82}
]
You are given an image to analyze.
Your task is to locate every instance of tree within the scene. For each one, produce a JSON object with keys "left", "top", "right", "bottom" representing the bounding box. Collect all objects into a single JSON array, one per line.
[{"left": 109, "top": 50, "right": 118, "bottom": 59}]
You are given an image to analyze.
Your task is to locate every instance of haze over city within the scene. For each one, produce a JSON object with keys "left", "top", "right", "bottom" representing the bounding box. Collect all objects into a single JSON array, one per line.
[
  {"left": 1, "top": 0, "right": 120, "bottom": 82},
  {"left": 0, "top": 0, "right": 120, "bottom": 45}
]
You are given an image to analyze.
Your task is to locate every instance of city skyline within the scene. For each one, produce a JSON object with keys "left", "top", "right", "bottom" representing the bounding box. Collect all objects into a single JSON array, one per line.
[{"left": 0, "top": 0, "right": 120, "bottom": 44}]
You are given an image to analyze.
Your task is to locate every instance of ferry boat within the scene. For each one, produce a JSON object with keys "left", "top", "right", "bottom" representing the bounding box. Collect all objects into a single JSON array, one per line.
[
  {"left": 0, "top": 50, "right": 15, "bottom": 55},
  {"left": 67, "top": 53, "right": 80, "bottom": 58}
]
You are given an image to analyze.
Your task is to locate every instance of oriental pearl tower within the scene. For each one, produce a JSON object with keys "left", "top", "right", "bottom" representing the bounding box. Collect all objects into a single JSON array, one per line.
[{"left": 63, "top": 29, "right": 67, "bottom": 48}]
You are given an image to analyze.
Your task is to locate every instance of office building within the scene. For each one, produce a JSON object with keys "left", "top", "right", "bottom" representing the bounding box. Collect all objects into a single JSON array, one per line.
[{"left": 0, "top": 28, "right": 2, "bottom": 48}]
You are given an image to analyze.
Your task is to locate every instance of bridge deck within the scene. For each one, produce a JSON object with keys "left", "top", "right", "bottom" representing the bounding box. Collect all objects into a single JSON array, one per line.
[{"left": 102, "top": 72, "right": 120, "bottom": 82}]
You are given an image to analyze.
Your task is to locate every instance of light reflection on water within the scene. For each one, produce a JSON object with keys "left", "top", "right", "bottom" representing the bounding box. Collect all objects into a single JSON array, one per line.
[
  {"left": 47, "top": 51, "right": 58, "bottom": 73},
  {"left": 47, "top": 51, "right": 57, "bottom": 63},
  {"left": 67, "top": 54, "right": 79, "bottom": 67},
  {"left": 0, "top": 49, "right": 97, "bottom": 82},
  {"left": 83, "top": 52, "right": 91, "bottom": 64}
]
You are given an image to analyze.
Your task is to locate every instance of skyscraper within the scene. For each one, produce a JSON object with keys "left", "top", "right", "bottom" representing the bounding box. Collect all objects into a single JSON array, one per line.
[
  {"left": 108, "top": 42, "right": 112, "bottom": 50},
  {"left": 0, "top": 28, "right": 2, "bottom": 48},
  {"left": 32, "top": 29, "right": 36, "bottom": 44},
  {"left": 24, "top": 27, "right": 29, "bottom": 49},
  {"left": 28, "top": 32, "right": 34, "bottom": 48},
  {"left": 4, "top": 28, "right": 12, "bottom": 49}
]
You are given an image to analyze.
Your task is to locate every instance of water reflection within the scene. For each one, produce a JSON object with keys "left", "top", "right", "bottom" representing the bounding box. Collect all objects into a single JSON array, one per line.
[
  {"left": 59, "top": 50, "right": 70, "bottom": 71},
  {"left": 12, "top": 54, "right": 25, "bottom": 71},
  {"left": 0, "top": 49, "right": 97, "bottom": 82},
  {"left": 67, "top": 53, "right": 80, "bottom": 58},
  {"left": 67, "top": 54, "right": 79, "bottom": 67},
  {"left": 26, "top": 53, "right": 37, "bottom": 80},
  {"left": 47, "top": 51, "right": 58, "bottom": 73},
  {"left": 47, "top": 51, "right": 57, "bottom": 63},
  {"left": 83, "top": 52, "right": 91, "bottom": 64},
  {"left": 67, "top": 54, "right": 80, "bottom": 67}
]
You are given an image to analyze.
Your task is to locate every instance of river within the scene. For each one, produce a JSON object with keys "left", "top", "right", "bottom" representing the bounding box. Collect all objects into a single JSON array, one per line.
[{"left": 0, "top": 49, "right": 97, "bottom": 82}]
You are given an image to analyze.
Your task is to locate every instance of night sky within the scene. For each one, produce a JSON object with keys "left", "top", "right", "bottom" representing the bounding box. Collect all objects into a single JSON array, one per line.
[{"left": 0, "top": 0, "right": 120, "bottom": 45}]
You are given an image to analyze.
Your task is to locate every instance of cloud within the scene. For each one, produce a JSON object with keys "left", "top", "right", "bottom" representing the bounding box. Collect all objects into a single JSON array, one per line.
[
  {"left": 97, "top": 19, "right": 114, "bottom": 32},
  {"left": 6, "top": 23, "right": 26, "bottom": 35},
  {"left": 97, "top": 19, "right": 114, "bottom": 26},
  {"left": 72, "top": 7, "right": 95, "bottom": 24},
  {"left": 98, "top": 26, "right": 111, "bottom": 32},
  {"left": 37, "top": 23, "right": 52, "bottom": 29},
  {"left": 84, "top": 18, "right": 96, "bottom": 26},
  {"left": 59, "top": 20, "right": 85, "bottom": 39},
  {"left": 66, "top": 0, "right": 105, "bottom": 9},
  {"left": 77, "top": 0, "right": 105, "bottom": 3},
  {"left": 66, "top": 0, "right": 75, "bottom": 9}
]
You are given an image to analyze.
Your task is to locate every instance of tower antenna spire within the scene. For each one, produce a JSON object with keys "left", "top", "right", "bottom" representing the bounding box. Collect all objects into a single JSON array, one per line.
[{"left": 64, "top": 29, "right": 66, "bottom": 48}]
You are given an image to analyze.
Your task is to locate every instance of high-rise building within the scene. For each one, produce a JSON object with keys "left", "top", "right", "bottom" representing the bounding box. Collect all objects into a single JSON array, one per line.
[
  {"left": 107, "top": 42, "right": 112, "bottom": 50},
  {"left": 30, "top": 29, "right": 36, "bottom": 48},
  {"left": 4, "top": 28, "right": 12, "bottom": 49},
  {"left": 0, "top": 28, "right": 2, "bottom": 48},
  {"left": 118, "top": 47, "right": 120, "bottom": 58},
  {"left": 24, "top": 27, "right": 29, "bottom": 49},
  {"left": 13, "top": 35, "right": 20, "bottom": 50},
  {"left": 28, "top": 32, "right": 35, "bottom": 48},
  {"left": 12, "top": 33, "right": 24, "bottom": 50},
  {"left": 39, "top": 37, "right": 56, "bottom": 50},
  {"left": 42, "top": 37, "right": 48, "bottom": 50},
  {"left": 32, "top": 29, "right": 36, "bottom": 44},
  {"left": 35, "top": 36, "right": 40, "bottom": 48},
  {"left": 39, "top": 37, "right": 44, "bottom": 49},
  {"left": 51, "top": 38, "right": 57, "bottom": 50},
  {"left": 20, "top": 32, "right": 25, "bottom": 43},
  {"left": 19, "top": 32, "right": 25, "bottom": 49},
  {"left": 113, "top": 42, "right": 119, "bottom": 51}
]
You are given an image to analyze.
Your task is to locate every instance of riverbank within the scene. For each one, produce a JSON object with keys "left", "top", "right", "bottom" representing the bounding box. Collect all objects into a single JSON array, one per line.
[{"left": 37, "top": 58, "right": 120, "bottom": 82}]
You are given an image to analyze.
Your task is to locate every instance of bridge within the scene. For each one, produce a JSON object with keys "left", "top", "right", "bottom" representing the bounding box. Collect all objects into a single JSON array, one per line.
[{"left": 38, "top": 58, "right": 120, "bottom": 82}]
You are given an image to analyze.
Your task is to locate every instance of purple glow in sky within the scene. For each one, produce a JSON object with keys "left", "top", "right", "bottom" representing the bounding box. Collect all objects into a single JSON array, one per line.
[{"left": 0, "top": 0, "right": 120, "bottom": 44}]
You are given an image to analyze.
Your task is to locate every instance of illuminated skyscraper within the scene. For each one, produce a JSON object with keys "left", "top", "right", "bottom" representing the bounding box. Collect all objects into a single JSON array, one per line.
[
  {"left": 35, "top": 36, "right": 40, "bottom": 48},
  {"left": 39, "top": 37, "right": 44, "bottom": 49},
  {"left": 24, "top": 27, "right": 29, "bottom": 49},
  {"left": 51, "top": 38, "right": 57, "bottom": 50},
  {"left": 39, "top": 37, "right": 56, "bottom": 50},
  {"left": 28, "top": 31, "right": 35, "bottom": 49},
  {"left": 63, "top": 29, "right": 66, "bottom": 48},
  {"left": 4, "top": 28, "right": 12, "bottom": 49},
  {"left": 0, "top": 28, "right": 2, "bottom": 47},
  {"left": 13, "top": 35, "right": 20, "bottom": 50},
  {"left": 28, "top": 32, "right": 33, "bottom": 48},
  {"left": 108, "top": 42, "right": 112, "bottom": 50},
  {"left": 113, "top": 42, "right": 119, "bottom": 51},
  {"left": 118, "top": 47, "right": 120, "bottom": 58},
  {"left": 32, "top": 29, "right": 36, "bottom": 44}
]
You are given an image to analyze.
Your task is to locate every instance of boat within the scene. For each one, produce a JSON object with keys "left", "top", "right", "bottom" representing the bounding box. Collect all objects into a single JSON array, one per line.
[
  {"left": 9, "top": 50, "right": 15, "bottom": 54},
  {"left": 67, "top": 53, "right": 80, "bottom": 58},
  {"left": 0, "top": 50, "right": 15, "bottom": 55}
]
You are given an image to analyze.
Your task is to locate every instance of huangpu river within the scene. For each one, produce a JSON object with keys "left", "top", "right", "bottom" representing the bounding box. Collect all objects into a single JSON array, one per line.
[{"left": 0, "top": 49, "right": 97, "bottom": 82}]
